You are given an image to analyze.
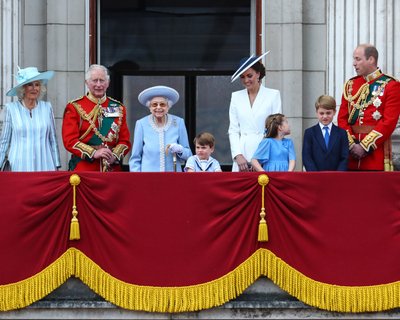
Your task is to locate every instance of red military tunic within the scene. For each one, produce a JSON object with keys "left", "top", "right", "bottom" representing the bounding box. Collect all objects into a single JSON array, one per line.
[
  {"left": 62, "top": 92, "right": 131, "bottom": 171},
  {"left": 338, "top": 69, "right": 400, "bottom": 170}
]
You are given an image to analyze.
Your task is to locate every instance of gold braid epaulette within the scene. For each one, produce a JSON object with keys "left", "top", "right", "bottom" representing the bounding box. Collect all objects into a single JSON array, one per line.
[
  {"left": 68, "top": 96, "right": 84, "bottom": 104},
  {"left": 108, "top": 96, "right": 123, "bottom": 105},
  {"left": 384, "top": 74, "right": 399, "bottom": 82}
]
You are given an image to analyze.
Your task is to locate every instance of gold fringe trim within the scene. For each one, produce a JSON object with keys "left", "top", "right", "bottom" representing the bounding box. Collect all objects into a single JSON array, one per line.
[
  {"left": 0, "top": 249, "right": 75, "bottom": 311},
  {"left": 74, "top": 248, "right": 262, "bottom": 313},
  {"left": 259, "top": 249, "right": 400, "bottom": 313},
  {"left": 76, "top": 248, "right": 400, "bottom": 313},
  {"left": 2, "top": 248, "right": 400, "bottom": 313}
]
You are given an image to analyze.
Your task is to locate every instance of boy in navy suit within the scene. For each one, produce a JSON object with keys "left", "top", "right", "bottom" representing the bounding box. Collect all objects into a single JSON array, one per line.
[{"left": 302, "top": 95, "right": 349, "bottom": 171}]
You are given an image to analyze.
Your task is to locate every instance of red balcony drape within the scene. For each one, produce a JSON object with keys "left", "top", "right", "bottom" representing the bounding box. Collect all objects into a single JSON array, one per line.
[{"left": 0, "top": 172, "right": 399, "bottom": 312}]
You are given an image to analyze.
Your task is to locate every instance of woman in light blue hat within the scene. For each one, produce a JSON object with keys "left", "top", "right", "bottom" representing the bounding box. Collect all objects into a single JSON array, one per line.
[
  {"left": 0, "top": 67, "right": 61, "bottom": 171},
  {"left": 129, "top": 85, "right": 192, "bottom": 172}
]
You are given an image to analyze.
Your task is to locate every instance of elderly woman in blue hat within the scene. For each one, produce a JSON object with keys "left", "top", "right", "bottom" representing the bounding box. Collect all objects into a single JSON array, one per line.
[
  {"left": 0, "top": 67, "right": 61, "bottom": 171},
  {"left": 129, "top": 85, "right": 192, "bottom": 172},
  {"left": 228, "top": 52, "right": 282, "bottom": 172}
]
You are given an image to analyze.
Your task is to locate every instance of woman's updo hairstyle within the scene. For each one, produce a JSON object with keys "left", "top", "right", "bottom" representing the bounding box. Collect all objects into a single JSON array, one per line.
[{"left": 251, "top": 61, "right": 266, "bottom": 81}]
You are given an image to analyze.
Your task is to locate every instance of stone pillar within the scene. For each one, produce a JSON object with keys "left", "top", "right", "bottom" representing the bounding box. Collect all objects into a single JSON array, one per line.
[
  {"left": 264, "top": 0, "right": 303, "bottom": 170},
  {"left": 327, "top": 0, "right": 400, "bottom": 169},
  {"left": 44, "top": 0, "right": 87, "bottom": 169},
  {"left": 0, "top": 0, "right": 19, "bottom": 126},
  {"left": 264, "top": 0, "right": 328, "bottom": 170}
]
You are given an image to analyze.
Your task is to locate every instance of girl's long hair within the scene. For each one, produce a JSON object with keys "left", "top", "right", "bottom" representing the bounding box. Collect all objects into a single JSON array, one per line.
[{"left": 264, "top": 113, "right": 285, "bottom": 138}]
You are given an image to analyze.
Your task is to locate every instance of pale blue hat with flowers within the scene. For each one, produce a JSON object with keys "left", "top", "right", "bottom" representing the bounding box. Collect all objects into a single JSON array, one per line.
[
  {"left": 138, "top": 85, "right": 179, "bottom": 107},
  {"left": 6, "top": 66, "right": 54, "bottom": 97}
]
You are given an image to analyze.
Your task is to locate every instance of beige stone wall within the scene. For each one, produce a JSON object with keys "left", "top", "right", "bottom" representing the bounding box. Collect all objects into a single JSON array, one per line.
[
  {"left": 265, "top": 0, "right": 328, "bottom": 170},
  {"left": 20, "top": 0, "right": 87, "bottom": 169}
]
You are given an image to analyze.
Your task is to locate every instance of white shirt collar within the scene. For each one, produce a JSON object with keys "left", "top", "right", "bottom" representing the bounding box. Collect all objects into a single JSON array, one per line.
[{"left": 319, "top": 122, "right": 333, "bottom": 131}]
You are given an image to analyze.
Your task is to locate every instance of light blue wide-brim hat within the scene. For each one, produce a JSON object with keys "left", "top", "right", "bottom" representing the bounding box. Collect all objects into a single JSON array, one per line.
[
  {"left": 6, "top": 66, "right": 54, "bottom": 97},
  {"left": 231, "top": 51, "right": 270, "bottom": 83},
  {"left": 138, "top": 85, "right": 179, "bottom": 107}
]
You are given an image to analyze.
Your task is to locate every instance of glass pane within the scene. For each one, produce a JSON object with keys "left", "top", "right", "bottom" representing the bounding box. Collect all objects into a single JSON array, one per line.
[
  {"left": 196, "top": 76, "right": 243, "bottom": 165},
  {"left": 100, "top": 0, "right": 250, "bottom": 71}
]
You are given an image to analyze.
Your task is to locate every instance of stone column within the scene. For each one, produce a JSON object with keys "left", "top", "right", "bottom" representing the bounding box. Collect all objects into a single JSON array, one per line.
[{"left": 0, "top": 0, "right": 19, "bottom": 125}]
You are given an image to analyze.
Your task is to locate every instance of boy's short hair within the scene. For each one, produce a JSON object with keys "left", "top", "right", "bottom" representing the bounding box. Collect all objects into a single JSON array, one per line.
[
  {"left": 315, "top": 95, "right": 337, "bottom": 111},
  {"left": 194, "top": 132, "right": 215, "bottom": 148}
]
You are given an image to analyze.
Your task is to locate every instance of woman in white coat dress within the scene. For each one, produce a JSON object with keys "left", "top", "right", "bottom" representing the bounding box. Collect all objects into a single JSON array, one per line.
[{"left": 228, "top": 52, "right": 282, "bottom": 172}]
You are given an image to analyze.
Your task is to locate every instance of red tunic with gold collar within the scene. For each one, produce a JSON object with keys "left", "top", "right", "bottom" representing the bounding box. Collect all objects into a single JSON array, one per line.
[
  {"left": 62, "top": 93, "right": 131, "bottom": 171},
  {"left": 338, "top": 69, "right": 400, "bottom": 170}
]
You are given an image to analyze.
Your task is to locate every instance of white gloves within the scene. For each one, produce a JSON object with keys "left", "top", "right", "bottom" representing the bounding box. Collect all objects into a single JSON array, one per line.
[{"left": 168, "top": 143, "right": 183, "bottom": 154}]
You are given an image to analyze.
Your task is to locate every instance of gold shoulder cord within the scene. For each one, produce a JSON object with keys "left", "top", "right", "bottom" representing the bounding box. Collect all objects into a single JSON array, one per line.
[
  {"left": 72, "top": 102, "right": 102, "bottom": 141},
  {"left": 343, "top": 81, "right": 370, "bottom": 123},
  {"left": 72, "top": 102, "right": 123, "bottom": 144}
]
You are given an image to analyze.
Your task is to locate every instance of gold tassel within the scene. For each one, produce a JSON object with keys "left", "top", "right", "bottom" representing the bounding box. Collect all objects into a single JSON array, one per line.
[
  {"left": 258, "top": 208, "right": 268, "bottom": 241},
  {"left": 257, "top": 174, "right": 270, "bottom": 242},
  {"left": 69, "top": 174, "right": 81, "bottom": 240},
  {"left": 70, "top": 216, "right": 80, "bottom": 240}
]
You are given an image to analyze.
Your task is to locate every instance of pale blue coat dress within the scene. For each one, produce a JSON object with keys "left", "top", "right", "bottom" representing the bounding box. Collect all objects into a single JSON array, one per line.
[
  {"left": 129, "top": 114, "right": 192, "bottom": 172},
  {"left": 0, "top": 100, "right": 61, "bottom": 171}
]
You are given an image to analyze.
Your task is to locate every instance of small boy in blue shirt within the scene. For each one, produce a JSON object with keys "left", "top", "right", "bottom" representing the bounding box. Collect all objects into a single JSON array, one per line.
[
  {"left": 185, "top": 132, "right": 222, "bottom": 172},
  {"left": 302, "top": 95, "right": 349, "bottom": 171}
]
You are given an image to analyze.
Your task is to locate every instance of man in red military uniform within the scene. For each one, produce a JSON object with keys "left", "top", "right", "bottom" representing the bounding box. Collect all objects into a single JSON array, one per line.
[
  {"left": 62, "top": 64, "right": 131, "bottom": 171},
  {"left": 338, "top": 44, "right": 400, "bottom": 171}
]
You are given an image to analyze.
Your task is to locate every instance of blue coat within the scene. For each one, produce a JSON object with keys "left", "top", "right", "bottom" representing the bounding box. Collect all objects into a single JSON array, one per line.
[
  {"left": 302, "top": 124, "right": 349, "bottom": 171},
  {"left": 129, "top": 114, "right": 192, "bottom": 172}
]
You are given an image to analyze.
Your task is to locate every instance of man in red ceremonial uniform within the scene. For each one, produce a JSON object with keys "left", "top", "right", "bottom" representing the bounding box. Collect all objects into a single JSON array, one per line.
[
  {"left": 62, "top": 64, "right": 131, "bottom": 171},
  {"left": 338, "top": 44, "right": 400, "bottom": 171}
]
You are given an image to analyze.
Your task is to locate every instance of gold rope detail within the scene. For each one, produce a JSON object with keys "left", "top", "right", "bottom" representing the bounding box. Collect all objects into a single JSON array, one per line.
[
  {"left": 69, "top": 174, "right": 81, "bottom": 240},
  {"left": 0, "top": 249, "right": 75, "bottom": 311},
  {"left": 257, "top": 174, "right": 269, "bottom": 242}
]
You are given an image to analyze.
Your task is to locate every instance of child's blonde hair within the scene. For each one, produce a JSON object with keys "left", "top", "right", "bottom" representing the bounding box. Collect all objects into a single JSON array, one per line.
[
  {"left": 264, "top": 113, "right": 286, "bottom": 138},
  {"left": 193, "top": 132, "right": 215, "bottom": 148},
  {"left": 315, "top": 95, "right": 337, "bottom": 111}
]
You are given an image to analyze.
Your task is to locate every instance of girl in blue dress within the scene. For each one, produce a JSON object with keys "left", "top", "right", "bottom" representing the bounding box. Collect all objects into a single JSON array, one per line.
[{"left": 251, "top": 113, "right": 296, "bottom": 172}]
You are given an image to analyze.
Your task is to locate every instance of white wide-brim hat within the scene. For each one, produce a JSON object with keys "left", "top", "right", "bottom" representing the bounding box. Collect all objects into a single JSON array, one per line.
[
  {"left": 6, "top": 67, "right": 54, "bottom": 97},
  {"left": 138, "top": 85, "right": 180, "bottom": 107},
  {"left": 231, "top": 51, "right": 270, "bottom": 82}
]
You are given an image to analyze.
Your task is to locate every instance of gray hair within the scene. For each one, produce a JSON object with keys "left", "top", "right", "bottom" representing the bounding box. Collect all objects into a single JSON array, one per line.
[
  {"left": 16, "top": 81, "right": 47, "bottom": 100},
  {"left": 85, "top": 64, "right": 110, "bottom": 81}
]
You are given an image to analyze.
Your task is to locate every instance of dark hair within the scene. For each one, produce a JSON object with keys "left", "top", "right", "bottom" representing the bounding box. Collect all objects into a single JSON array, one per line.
[
  {"left": 265, "top": 113, "right": 285, "bottom": 138},
  {"left": 193, "top": 132, "right": 215, "bottom": 148},
  {"left": 315, "top": 95, "right": 337, "bottom": 111},
  {"left": 251, "top": 61, "right": 266, "bottom": 81}
]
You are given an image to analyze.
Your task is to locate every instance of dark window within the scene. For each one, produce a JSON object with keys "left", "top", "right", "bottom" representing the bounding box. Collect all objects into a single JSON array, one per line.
[{"left": 99, "top": 0, "right": 251, "bottom": 168}]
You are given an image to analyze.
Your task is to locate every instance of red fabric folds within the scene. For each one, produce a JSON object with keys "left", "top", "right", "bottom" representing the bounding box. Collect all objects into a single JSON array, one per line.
[
  {"left": 0, "top": 171, "right": 400, "bottom": 288},
  {"left": 0, "top": 172, "right": 71, "bottom": 284}
]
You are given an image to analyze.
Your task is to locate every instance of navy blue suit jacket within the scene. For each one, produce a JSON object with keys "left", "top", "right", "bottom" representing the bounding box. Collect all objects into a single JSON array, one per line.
[{"left": 302, "top": 123, "right": 349, "bottom": 171}]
